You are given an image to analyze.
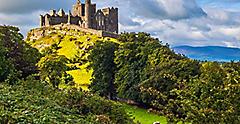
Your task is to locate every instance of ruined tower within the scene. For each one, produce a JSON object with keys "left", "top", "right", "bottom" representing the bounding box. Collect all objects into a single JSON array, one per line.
[
  {"left": 40, "top": 15, "right": 44, "bottom": 27},
  {"left": 85, "top": 0, "right": 91, "bottom": 28},
  {"left": 72, "top": 0, "right": 83, "bottom": 17},
  {"left": 39, "top": 0, "right": 118, "bottom": 34}
]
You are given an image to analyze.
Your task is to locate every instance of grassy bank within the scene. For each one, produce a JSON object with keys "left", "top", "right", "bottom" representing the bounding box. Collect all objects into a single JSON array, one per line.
[{"left": 123, "top": 104, "right": 167, "bottom": 124}]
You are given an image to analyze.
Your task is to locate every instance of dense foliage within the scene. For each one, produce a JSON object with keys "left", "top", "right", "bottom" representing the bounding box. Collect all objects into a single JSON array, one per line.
[
  {"left": 114, "top": 32, "right": 158, "bottom": 102},
  {"left": 88, "top": 41, "right": 118, "bottom": 99},
  {"left": 1, "top": 25, "right": 240, "bottom": 123},
  {"left": 89, "top": 32, "right": 240, "bottom": 123},
  {"left": 0, "top": 26, "right": 41, "bottom": 83},
  {"left": 168, "top": 62, "right": 240, "bottom": 123},
  {"left": 37, "top": 54, "right": 73, "bottom": 88},
  {"left": 0, "top": 26, "right": 134, "bottom": 124},
  {"left": 115, "top": 33, "right": 200, "bottom": 104},
  {"left": 0, "top": 77, "right": 134, "bottom": 124}
]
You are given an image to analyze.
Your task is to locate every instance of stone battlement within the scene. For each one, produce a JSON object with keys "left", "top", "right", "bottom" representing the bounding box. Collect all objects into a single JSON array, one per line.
[{"left": 28, "top": 24, "right": 119, "bottom": 41}]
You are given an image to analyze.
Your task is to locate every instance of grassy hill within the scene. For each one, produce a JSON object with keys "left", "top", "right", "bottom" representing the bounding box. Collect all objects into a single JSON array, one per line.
[
  {"left": 26, "top": 28, "right": 168, "bottom": 124},
  {"left": 27, "top": 27, "right": 118, "bottom": 90}
]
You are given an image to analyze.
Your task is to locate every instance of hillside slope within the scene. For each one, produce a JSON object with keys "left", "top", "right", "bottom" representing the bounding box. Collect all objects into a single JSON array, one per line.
[
  {"left": 173, "top": 45, "right": 240, "bottom": 62},
  {"left": 27, "top": 27, "right": 118, "bottom": 90}
]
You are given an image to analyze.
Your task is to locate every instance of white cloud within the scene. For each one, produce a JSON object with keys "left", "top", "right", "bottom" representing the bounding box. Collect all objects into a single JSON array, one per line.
[
  {"left": 123, "top": 0, "right": 206, "bottom": 20},
  {"left": 0, "top": 11, "right": 46, "bottom": 35},
  {"left": 0, "top": 0, "right": 73, "bottom": 14}
]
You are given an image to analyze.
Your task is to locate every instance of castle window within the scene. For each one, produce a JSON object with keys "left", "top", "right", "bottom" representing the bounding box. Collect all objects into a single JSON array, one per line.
[{"left": 99, "top": 20, "right": 101, "bottom": 26}]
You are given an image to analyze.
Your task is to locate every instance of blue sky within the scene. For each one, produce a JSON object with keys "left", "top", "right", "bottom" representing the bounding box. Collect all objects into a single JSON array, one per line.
[{"left": 0, "top": 0, "right": 240, "bottom": 48}]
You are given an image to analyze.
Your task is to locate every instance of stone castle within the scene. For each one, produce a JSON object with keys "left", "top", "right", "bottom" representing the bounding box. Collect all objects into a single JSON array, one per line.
[{"left": 40, "top": 0, "right": 118, "bottom": 34}]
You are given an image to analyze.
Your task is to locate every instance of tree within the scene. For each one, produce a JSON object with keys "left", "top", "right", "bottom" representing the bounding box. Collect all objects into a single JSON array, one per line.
[
  {"left": 0, "top": 43, "right": 15, "bottom": 82},
  {"left": 164, "top": 62, "right": 240, "bottom": 123},
  {"left": 0, "top": 26, "right": 41, "bottom": 83},
  {"left": 88, "top": 41, "right": 118, "bottom": 100},
  {"left": 37, "top": 54, "right": 72, "bottom": 88},
  {"left": 139, "top": 46, "right": 200, "bottom": 104},
  {"left": 115, "top": 32, "right": 201, "bottom": 123},
  {"left": 115, "top": 32, "right": 169, "bottom": 102}
]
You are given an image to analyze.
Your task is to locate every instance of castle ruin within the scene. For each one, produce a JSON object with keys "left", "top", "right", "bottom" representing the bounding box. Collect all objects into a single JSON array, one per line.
[{"left": 40, "top": 0, "right": 118, "bottom": 34}]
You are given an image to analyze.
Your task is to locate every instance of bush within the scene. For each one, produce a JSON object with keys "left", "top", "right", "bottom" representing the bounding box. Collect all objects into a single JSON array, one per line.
[{"left": 0, "top": 76, "right": 134, "bottom": 124}]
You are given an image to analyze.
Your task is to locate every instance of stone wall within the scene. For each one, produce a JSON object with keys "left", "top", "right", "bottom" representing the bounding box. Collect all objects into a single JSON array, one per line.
[{"left": 28, "top": 24, "right": 119, "bottom": 41}]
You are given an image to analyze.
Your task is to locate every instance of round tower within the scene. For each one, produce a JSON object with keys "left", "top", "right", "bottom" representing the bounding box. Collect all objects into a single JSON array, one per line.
[{"left": 85, "top": 0, "right": 91, "bottom": 28}]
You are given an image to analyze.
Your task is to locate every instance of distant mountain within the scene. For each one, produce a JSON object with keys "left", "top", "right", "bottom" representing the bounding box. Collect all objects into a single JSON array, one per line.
[{"left": 172, "top": 46, "right": 240, "bottom": 62}]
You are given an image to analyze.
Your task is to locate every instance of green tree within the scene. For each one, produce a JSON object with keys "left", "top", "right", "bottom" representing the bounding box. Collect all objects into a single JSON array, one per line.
[
  {"left": 0, "top": 43, "right": 15, "bottom": 82},
  {"left": 115, "top": 33, "right": 147, "bottom": 101},
  {"left": 37, "top": 54, "right": 72, "bottom": 88},
  {"left": 165, "top": 62, "right": 240, "bottom": 123},
  {"left": 0, "top": 26, "right": 41, "bottom": 83},
  {"left": 115, "top": 32, "right": 201, "bottom": 123},
  {"left": 115, "top": 32, "right": 175, "bottom": 102},
  {"left": 139, "top": 46, "right": 200, "bottom": 104},
  {"left": 88, "top": 41, "right": 118, "bottom": 100}
]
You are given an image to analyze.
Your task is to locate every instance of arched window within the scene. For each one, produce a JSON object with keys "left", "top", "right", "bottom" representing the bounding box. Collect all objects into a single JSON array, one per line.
[
  {"left": 102, "top": 17, "right": 104, "bottom": 25},
  {"left": 98, "top": 18, "right": 101, "bottom": 26}
]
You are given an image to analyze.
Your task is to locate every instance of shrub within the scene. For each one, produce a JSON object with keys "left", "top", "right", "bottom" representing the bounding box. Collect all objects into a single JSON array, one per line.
[{"left": 0, "top": 76, "right": 134, "bottom": 124}]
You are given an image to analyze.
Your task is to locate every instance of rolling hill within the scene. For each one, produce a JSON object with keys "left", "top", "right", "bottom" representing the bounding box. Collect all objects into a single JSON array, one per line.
[
  {"left": 173, "top": 46, "right": 240, "bottom": 62},
  {"left": 27, "top": 27, "right": 118, "bottom": 90}
]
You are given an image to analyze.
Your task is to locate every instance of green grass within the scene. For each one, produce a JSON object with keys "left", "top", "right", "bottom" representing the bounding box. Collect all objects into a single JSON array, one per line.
[
  {"left": 67, "top": 68, "right": 92, "bottom": 91},
  {"left": 123, "top": 104, "right": 167, "bottom": 124},
  {"left": 27, "top": 29, "right": 105, "bottom": 90},
  {"left": 28, "top": 28, "right": 128, "bottom": 91},
  {"left": 58, "top": 36, "right": 79, "bottom": 59}
]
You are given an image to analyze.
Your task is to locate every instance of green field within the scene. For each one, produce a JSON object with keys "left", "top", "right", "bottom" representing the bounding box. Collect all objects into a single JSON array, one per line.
[{"left": 123, "top": 104, "right": 167, "bottom": 124}]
